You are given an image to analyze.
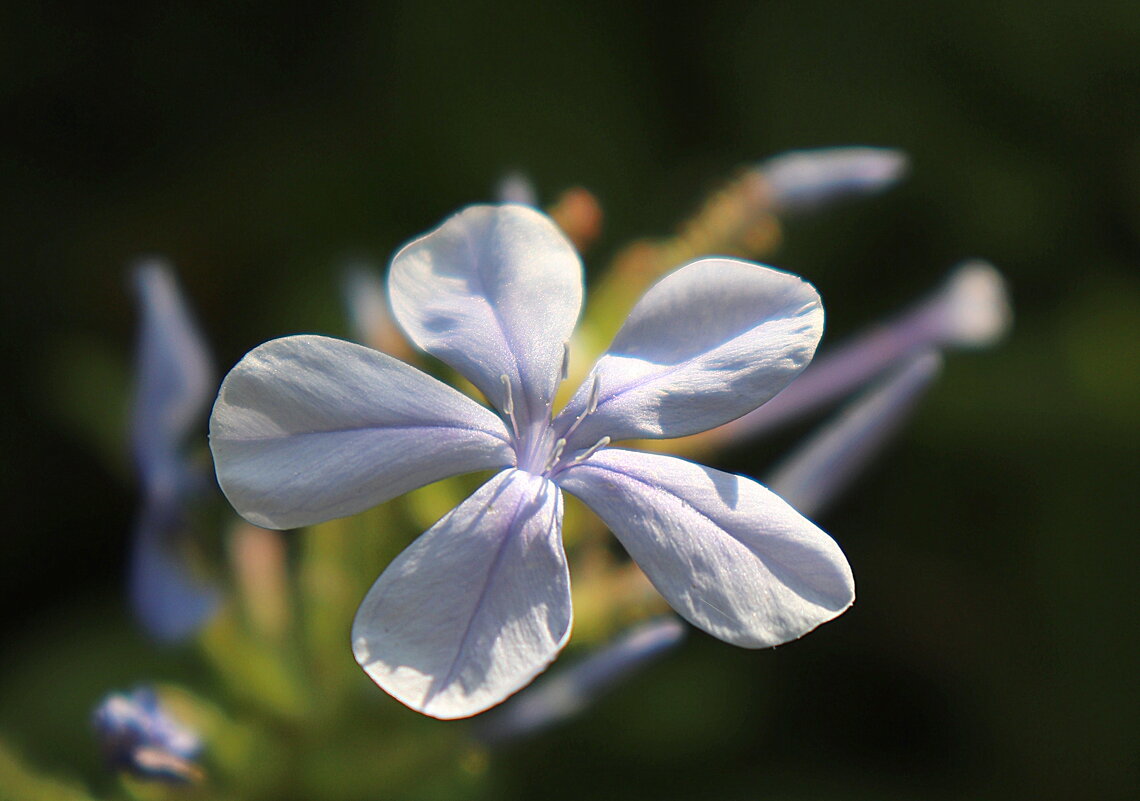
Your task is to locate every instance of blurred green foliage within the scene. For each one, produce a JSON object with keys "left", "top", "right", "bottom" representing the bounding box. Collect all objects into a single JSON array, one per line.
[{"left": 1, "top": 1, "right": 1137, "bottom": 800}]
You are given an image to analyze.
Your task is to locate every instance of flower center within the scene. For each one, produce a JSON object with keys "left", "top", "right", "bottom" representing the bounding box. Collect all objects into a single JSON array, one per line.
[{"left": 503, "top": 372, "right": 610, "bottom": 477}]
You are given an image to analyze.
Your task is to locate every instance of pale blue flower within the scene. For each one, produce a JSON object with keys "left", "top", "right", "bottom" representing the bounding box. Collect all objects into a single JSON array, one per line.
[
  {"left": 92, "top": 686, "right": 203, "bottom": 784},
  {"left": 209, "top": 204, "right": 854, "bottom": 719}
]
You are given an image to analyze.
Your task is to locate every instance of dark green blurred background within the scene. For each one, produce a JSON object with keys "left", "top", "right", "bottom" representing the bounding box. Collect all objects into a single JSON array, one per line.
[{"left": 2, "top": 1, "right": 1137, "bottom": 799}]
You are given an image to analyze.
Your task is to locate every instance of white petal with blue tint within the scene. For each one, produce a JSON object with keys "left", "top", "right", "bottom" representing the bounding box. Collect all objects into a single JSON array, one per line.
[
  {"left": 388, "top": 205, "right": 583, "bottom": 430},
  {"left": 555, "top": 259, "right": 823, "bottom": 447},
  {"left": 210, "top": 335, "right": 514, "bottom": 530},
  {"left": 558, "top": 448, "right": 853, "bottom": 648},
  {"left": 352, "top": 469, "right": 571, "bottom": 719}
]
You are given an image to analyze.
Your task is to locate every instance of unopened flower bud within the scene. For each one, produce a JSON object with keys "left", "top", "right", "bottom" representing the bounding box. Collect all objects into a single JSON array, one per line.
[{"left": 759, "top": 147, "right": 908, "bottom": 213}]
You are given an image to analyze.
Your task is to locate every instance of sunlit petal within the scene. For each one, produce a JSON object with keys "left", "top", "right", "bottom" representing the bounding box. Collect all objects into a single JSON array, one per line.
[
  {"left": 559, "top": 448, "right": 853, "bottom": 648},
  {"left": 210, "top": 335, "right": 514, "bottom": 529},
  {"left": 556, "top": 258, "right": 822, "bottom": 447},
  {"left": 352, "top": 470, "right": 571, "bottom": 719},
  {"left": 389, "top": 204, "right": 583, "bottom": 431}
]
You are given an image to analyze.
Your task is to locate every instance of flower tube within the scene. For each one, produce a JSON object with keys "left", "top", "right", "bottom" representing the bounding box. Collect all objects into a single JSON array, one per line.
[
  {"left": 476, "top": 617, "right": 685, "bottom": 743},
  {"left": 766, "top": 351, "right": 943, "bottom": 518}
]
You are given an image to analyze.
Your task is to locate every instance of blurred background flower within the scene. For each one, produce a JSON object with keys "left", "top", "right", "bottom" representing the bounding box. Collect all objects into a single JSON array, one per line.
[
  {"left": 128, "top": 260, "right": 219, "bottom": 642},
  {"left": 92, "top": 686, "right": 203, "bottom": 784},
  {"left": 1, "top": 2, "right": 1137, "bottom": 800}
]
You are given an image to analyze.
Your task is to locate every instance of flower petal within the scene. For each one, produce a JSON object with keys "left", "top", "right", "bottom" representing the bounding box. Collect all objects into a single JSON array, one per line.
[
  {"left": 209, "top": 335, "right": 514, "bottom": 529},
  {"left": 555, "top": 258, "right": 823, "bottom": 448},
  {"left": 557, "top": 448, "right": 853, "bottom": 648},
  {"left": 352, "top": 469, "right": 571, "bottom": 719},
  {"left": 388, "top": 204, "right": 583, "bottom": 430}
]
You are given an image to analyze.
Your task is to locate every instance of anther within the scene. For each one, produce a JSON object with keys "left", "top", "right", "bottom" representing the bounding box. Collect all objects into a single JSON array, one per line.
[
  {"left": 500, "top": 375, "right": 521, "bottom": 440},
  {"left": 560, "top": 342, "right": 571, "bottom": 382},
  {"left": 574, "top": 436, "right": 611, "bottom": 464},
  {"left": 500, "top": 375, "right": 514, "bottom": 416},
  {"left": 586, "top": 373, "right": 601, "bottom": 415}
]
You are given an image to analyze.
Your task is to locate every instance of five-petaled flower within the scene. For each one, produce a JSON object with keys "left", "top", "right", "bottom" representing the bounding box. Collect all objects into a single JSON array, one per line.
[{"left": 209, "top": 204, "right": 854, "bottom": 719}]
